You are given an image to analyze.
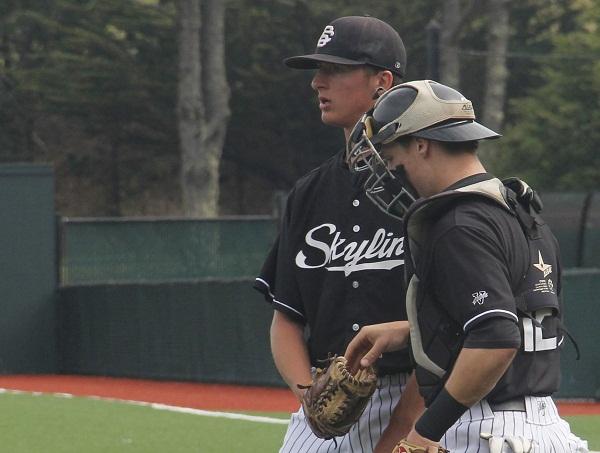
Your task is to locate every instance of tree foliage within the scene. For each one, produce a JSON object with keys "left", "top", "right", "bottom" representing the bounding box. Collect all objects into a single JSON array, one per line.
[
  {"left": 0, "top": 0, "right": 598, "bottom": 215},
  {"left": 220, "top": 0, "right": 440, "bottom": 214},
  {"left": 1, "top": 0, "right": 178, "bottom": 215},
  {"left": 496, "top": 0, "right": 600, "bottom": 190}
]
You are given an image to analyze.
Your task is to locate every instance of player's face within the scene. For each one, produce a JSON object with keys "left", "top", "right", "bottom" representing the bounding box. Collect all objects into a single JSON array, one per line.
[
  {"left": 381, "top": 139, "right": 429, "bottom": 197},
  {"left": 311, "top": 63, "right": 381, "bottom": 132}
]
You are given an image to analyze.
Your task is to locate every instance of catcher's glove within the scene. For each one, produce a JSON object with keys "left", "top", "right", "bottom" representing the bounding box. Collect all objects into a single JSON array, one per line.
[
  {"left": 392, "top": 439, "right": 449, "bottom": 453},
  {"left": 299, "top": 355, "right": 377, "bottom": 439}
]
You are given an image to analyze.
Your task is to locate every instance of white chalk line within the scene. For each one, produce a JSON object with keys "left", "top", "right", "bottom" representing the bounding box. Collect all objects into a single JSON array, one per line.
[
  {"left": 2, "top": 388, "right": 597, "bottom": 451},
  {"left": 0, "top": 388, "right": 290, "bottom": 425}
]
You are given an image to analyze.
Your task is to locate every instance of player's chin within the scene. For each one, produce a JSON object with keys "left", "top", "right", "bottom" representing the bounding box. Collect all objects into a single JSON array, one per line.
[{"left": 320, "top": 112, "right": 348, "bottom": 128}]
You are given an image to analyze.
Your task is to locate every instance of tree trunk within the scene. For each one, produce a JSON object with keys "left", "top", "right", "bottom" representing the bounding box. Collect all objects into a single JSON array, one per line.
[
  {"left": 199, "top": 0, "right": 230, "bottom": 215},
  {"left": 177, "top": 0, "right": 230, "bottom": 217},
  {"left": 440, "top": 0, "right": 461, "bottom": 88},
  {"left": 439, "top": 1, "right": 480, "bottom": 88},
  {"left": 480, "top": 0, "right": 510, "bottom": 166}
]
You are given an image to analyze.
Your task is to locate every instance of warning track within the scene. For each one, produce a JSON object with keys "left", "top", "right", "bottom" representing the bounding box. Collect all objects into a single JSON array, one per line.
[{"left": 0, "top": 374, "right": 596, "bottom": 416}]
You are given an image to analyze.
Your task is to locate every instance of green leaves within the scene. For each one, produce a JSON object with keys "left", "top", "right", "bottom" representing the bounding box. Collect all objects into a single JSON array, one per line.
[{"left": 497, "top": 1, "right": 600, "bottom": 190}]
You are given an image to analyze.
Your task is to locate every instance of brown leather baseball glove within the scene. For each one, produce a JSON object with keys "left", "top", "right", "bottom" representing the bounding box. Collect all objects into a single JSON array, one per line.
[
  {"left": 392, "top": 439, "right": 449, "bottom": 453},
  {"left": 299, "top": 355, "right": 377, "bottom": 440}
]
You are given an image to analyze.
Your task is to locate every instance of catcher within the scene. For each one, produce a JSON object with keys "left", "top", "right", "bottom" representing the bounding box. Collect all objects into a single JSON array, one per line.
[{"left": 344, "top": 80, "right": 589, "bottom": 452}]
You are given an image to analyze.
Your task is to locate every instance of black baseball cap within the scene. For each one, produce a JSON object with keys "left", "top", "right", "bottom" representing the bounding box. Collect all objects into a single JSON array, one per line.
[{"left": 284, "top": 16, "right": 407, "bottom": 78}]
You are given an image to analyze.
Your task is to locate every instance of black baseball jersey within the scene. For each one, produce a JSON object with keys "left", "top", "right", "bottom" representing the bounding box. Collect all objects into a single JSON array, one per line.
[
  {"left": 404, "top": 174, "right": 563, "bottom": 404},
  {"left": 254, "top": 149, "right": 412, "bottom": 374}
]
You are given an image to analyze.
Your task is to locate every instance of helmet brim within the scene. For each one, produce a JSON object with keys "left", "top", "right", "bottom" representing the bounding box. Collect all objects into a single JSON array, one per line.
[{"left": 412, "top": 120, "right": 501, "bottom": 142}]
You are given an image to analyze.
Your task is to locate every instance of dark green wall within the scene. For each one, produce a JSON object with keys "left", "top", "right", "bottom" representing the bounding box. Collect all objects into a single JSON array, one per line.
[
  {"left": 0, "top": 165, "right": 57, "bottom": 373},
  {"left": 558, "top": 268, "right": 600, "bottom": 399},
  {"left": 59, "top": 217, "right": 277, "bottom": 285},
  {"left": 58, "top": 279, "right": 282, "bottom": 386},
  {"left": 57, "top": 272, "right": 599, "bottom": 398},
  {"left": 0, "top": 166, "right": 594, "bottom": 396}
]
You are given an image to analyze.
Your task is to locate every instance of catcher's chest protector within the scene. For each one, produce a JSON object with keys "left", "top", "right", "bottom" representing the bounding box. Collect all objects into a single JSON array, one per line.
[{"left": 403, "top": 177, "right": 562, "bottom": 403}]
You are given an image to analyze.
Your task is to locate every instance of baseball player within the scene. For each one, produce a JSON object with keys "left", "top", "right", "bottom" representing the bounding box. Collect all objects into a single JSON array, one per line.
[
  {"left": 253, "top": 16, "right": 426, "bottom": 453},
  {"left": 344, "top": 80, "right": 589, "bottom": 452}
]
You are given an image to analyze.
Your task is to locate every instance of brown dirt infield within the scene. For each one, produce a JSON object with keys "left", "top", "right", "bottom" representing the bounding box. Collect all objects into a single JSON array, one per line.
[
  {"left": 0, "top": 375, "right": 298, "bottom": 412},
  {"left": 0, "top": 375, "right": 597, "bottom": 416}
]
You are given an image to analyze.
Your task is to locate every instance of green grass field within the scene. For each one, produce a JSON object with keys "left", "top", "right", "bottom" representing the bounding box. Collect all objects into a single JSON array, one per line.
[{"left": 0, "top": 392, "right": 597, "bottom": 452}]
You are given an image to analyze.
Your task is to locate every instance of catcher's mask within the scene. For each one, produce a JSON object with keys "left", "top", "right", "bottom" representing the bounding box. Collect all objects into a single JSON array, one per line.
[{"left": 346, "top": 80, "right": 501, "bottom": 220}]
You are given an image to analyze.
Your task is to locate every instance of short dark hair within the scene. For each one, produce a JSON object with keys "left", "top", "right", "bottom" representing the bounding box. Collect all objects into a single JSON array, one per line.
[
  {"left": 393, "top": 135, "right": 413, "bottom": 147},
  {"left": 392, "top": 135, "right": 479, "bottom": 154},
  {"left": 364, "top": 65, "right": 403, "bottom": 86},
  {"left": 437, "top": 140, "right": 479, "bottom": 154}
]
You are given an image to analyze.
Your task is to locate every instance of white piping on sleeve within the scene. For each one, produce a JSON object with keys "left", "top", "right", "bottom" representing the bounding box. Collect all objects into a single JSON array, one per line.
[
  {"left": 463, "top": 309, "right": 518, "bottom": 332},
  {"left": 255, "top": 278, "right": 275, "bottom": 299},
  {"left": 255, "top": 278, "right": 305, "bottom": 320},
  {"left": 272, "top": 299, "right": 305, "bottom": 319}
]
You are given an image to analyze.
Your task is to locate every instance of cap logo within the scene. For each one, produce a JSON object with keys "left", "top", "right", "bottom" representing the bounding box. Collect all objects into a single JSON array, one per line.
[
  {"left": 317, "top": 25, "right": 335, "bottom": 47},
  {"left": 395, "top": 62, "right": 402, "bottom": 69}
]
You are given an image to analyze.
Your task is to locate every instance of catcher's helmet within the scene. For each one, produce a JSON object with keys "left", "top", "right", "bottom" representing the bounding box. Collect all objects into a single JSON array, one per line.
[{"left": 346, "top": 80, "right": 500, "bottom": 219}]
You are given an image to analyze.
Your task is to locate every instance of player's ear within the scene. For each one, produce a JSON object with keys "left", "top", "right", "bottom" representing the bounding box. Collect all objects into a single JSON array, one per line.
[
  {"left": 372, "top": 70, "right": 394, "bottom": 91},
  {"left": 415, "top": 138, "right": 431, "bottom": 158}
]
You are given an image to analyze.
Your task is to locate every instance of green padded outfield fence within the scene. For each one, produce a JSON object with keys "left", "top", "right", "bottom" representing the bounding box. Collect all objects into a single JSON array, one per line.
[
  {"left": 56, "top": 270, "right": 600, "bottom": 397},
  {"left": 54, "top": 192, "right": 600, "bottom": 397},
  {"left": 560, "top": 268, "right": 600, "bottom": 399},
  {"left": 59, "top": 216, "right": 278, "bottom": 285},
  {"left": 0, "top": 165, "right": 597, "bottom": 398},
  {"left": 58, "top": 192, "right": 600, "bottom": 287},
  {"left": 0, "top": 165, "right": 57, "bottom": 374},
  {"left": 58, "top": 279, "right": 282, "bottom": 386}
]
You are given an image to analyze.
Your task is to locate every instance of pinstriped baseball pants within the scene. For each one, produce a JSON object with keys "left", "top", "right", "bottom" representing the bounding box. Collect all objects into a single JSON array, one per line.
[
  {"left": 441, "top": 396, "right": 589, "bottom": 452},
  {"left": 279, "top": 373, "right": 408, "bottom": 453}
]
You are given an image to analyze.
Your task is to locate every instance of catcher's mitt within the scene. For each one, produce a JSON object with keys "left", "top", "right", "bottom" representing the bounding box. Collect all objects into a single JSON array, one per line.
[
  {"left": 392, "top": 439, "right": 449, "bottom": 453},
  {"left": 299, "top": 355, "right": 377, "bottom": 439}
]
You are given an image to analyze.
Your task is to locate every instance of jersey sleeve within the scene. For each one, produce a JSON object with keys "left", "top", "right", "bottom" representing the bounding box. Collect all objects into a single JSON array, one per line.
[
  {"left": 431, "top": 225, "right": 519, "bottom": 332},
  {"left": 253, "top": 234, "right": 279, "bottom": 302},
  {"left": 253, "top": 188, "right": 306, "bottom": 324},
  {"left": 463, "top": 317, "right": 521, "bottom": 349}
]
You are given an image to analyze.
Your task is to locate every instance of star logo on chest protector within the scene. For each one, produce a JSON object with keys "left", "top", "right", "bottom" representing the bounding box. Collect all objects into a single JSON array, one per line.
[{"left": 533, "top": 251, "right": 552, "bottom": 278}]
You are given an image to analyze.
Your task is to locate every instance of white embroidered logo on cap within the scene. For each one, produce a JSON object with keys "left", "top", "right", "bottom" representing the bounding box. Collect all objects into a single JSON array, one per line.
[{"left": 317, "top": 25, "right": 335, "bottom": 47}]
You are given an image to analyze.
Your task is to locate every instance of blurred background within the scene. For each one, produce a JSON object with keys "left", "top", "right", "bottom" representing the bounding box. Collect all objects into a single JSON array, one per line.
[
  {"left": 1, "top": 0, "right": 598, "bottom": 217},
  {"left": 0, "top": 0, "right": 598, "bottom": 400}
]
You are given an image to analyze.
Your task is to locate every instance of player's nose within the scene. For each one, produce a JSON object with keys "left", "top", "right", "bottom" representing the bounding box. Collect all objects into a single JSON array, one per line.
[{"left": 311, "top": 70, "right": 328, "bottom": 91}]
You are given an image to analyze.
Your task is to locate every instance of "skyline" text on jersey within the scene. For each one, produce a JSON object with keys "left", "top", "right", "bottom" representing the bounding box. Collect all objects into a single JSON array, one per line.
[{"left": 295, "top": 223, "right": 404, "bottom": 276}]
